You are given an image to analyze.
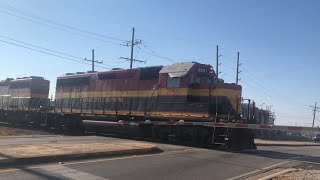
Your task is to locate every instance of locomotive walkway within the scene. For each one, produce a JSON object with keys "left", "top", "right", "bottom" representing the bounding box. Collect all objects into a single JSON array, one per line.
[{"left": 0, "top": 135, "right": 158, "bottom": 167}]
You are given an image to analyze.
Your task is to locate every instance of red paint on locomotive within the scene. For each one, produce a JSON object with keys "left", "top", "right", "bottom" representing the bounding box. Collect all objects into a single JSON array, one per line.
[{"left": 55, "top": 62, "right": 242, "bottom": 122}]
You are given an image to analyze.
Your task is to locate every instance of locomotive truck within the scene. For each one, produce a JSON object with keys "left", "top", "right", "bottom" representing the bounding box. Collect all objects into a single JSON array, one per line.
[{"left": 0, "top": 61, "right": 255, "bottom": 149}]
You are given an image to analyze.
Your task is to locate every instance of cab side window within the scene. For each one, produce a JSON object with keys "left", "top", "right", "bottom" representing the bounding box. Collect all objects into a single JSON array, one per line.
[{"left": 167, "top": 77, "right": 180, "bottom": 88}]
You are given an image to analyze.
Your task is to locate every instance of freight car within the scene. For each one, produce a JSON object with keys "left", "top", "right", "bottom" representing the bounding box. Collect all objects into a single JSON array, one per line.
[
  {"left": 0, "top": 62, "right": 255, "bottom": 149},
  {"left": 0, "top": 76, "right": 50, "bottom": 124}
]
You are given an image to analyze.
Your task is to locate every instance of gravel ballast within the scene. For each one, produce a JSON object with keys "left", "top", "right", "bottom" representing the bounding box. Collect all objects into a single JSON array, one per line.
[
  {"left": 273, "top": 163, "right": 320, "bottom": 180},
  {"left": 0, "top": 126, "right": 52, "bottom": 136}
]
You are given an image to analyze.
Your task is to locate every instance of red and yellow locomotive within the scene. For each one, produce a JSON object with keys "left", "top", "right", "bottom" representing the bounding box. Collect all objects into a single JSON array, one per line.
[
  {"left": 0, "top": 76, "right": 50, "bottom": 110},
  {"left": 52, "top": 62, "right": 252, "bottom": 148},
  {"left": 0, "top": 76, "right": 50, "bottom": 124},
  {"left": 54, "top": 62, "right": 241, "bottom": 122}
]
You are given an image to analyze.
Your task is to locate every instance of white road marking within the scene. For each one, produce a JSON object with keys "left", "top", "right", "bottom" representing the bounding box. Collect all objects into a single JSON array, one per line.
[
  {"left": 261, "top": 156, "right": 301, "bottom": 170},
  {"left": 42, "top": 165, "right": 109, "bottom": 180},
  {"left": 226, "top": 156, "right": 302, "bottom": 180},
  {"left": 226, "top": 170, "right": 261, "bottom": 180}
]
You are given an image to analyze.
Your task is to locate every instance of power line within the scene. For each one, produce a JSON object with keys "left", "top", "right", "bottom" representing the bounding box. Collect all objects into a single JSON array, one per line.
[
  {"left": 140, "top": 40, "right": 214, "bottom": 64},
  {"left": 0, "top": 2, "right": 126, "bottom": 42},
  {"left": 240, "top": 66, "right": 310, "bottom": 108},
  {"left": 0, "top": 37, "right": 112, "bottom": 69},
  {"left": 0, "top": 11, "right": 124, "bottom": 47},
  {"left": 139, "top": 49, "right": 176, "bottom": 63},
  {"left": 0, "top": 2, "right": 255, "bottom": 68},
  {"left": 0, "top": 35, "right": 83, "bottom": 60},
  {"left": 139, "top": 41, "right": 177, "bottom": 63},
  {"left": 0, "top": 2, "right": 228, "bottom": 66},
  {"left": 240, "top": 76, "right": 309, "bottom": 113},
  {"left": 240, "top": 74, "right": 307, "bottom": 109},
  {"left": 0, "top": 9, "right": 124, "bottom": 47},
  {"left": 0, "top": 35, "right": 116, "bottom": 68},
  {"left": 218, "top": 52, "right": 311, "bottom": 113},
  {"left": 137, "top": 26, "right": 220, "bottom": 50}
]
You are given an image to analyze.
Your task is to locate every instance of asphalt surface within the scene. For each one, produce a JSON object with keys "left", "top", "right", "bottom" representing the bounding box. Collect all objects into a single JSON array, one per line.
[{"left": 0, "top": 140, "right": 320, "bottom": 180}]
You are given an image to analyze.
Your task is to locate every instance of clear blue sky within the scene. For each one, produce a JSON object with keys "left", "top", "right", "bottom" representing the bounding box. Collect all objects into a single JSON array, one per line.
[{"left": 0, "top": 0, "right": 319, "bottom": 126}]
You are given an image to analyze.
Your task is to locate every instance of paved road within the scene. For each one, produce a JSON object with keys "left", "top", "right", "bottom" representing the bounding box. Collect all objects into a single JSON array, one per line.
[{"left": 0, "top": 141, "right": 320, "bottom": 180}]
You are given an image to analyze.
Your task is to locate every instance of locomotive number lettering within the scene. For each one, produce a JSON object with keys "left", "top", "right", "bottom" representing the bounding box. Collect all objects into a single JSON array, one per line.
[
  {"left": 82, "top": 97, "right": 124, "bottom": 103},
  {"left": 197, "top": 68, "right": 208, "bottom": 73}
]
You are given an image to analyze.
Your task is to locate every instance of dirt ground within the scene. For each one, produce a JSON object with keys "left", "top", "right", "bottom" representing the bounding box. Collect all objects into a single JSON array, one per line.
[
  {"left": 0, "top": 126, "right": 52, "bottom": 136},
  {"left": 273, "top": 163, "right": 320, "bottom": 180}
]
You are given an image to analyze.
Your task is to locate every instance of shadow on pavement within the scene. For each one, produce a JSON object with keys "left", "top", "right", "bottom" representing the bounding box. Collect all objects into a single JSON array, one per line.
[
  {"left": 238, "top": 149, "right": 320, "bottom": 164},
  {"left": 20, "top": 168, "right": 65, "bottom": 180}
]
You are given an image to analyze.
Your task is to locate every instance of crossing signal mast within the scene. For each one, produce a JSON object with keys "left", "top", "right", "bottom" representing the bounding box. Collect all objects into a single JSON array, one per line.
[{"left": 120, "top": 27, "right": 145, "bottom": 69}]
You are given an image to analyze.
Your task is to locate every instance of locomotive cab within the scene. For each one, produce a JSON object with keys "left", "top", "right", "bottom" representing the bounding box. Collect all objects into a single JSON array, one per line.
[
  {"left": 158, "top": 62, "right": 241, "bottom": 122},
  {"left": 157, "top": 62, "right": 214, "bottom": 119}
]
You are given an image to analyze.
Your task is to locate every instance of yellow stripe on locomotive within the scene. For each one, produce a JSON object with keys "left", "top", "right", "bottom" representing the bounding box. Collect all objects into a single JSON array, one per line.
[{"left": 55, "top": 62, "right": 242, "bottom": 122}]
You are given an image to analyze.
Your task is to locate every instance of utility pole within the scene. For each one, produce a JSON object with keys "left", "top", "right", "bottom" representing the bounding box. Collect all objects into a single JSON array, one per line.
[
  {"left": 213, "top": 45, "right": 220, "bottom": 144},
  {"left": 130, "top": 27, "right": 135, "bottom": 69},
  {"left": 236, "top": 52, "right": 241, "bottom": 84},
  {"left": 247, "top": 99, "right": 251, "bottom": 123},
  {"left": 216, "top": 45, "right": 219, "bottom": 79},
  {"left": 84, "top": 49, "right": 103, "bottom": 71},
  {"left": 120, "top": 27, "right": 145, "bottom": 69},
  {"left": 310, "top": 102, "right": 320, "bottom": 127}
]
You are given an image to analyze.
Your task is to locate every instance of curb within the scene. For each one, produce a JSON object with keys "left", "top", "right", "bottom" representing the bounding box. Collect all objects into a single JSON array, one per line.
[
  {"left": 0, "top": 145, "right": 160, "bottom": 167},
  {"left": 256, "top": 143, "right": 320, "bottom": 147},
  {"left": 0, "top": 135, "right": 61, "bottom": 139},
  {"left": 257, "top": 168, "right": 298, "bottom": 180}
]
